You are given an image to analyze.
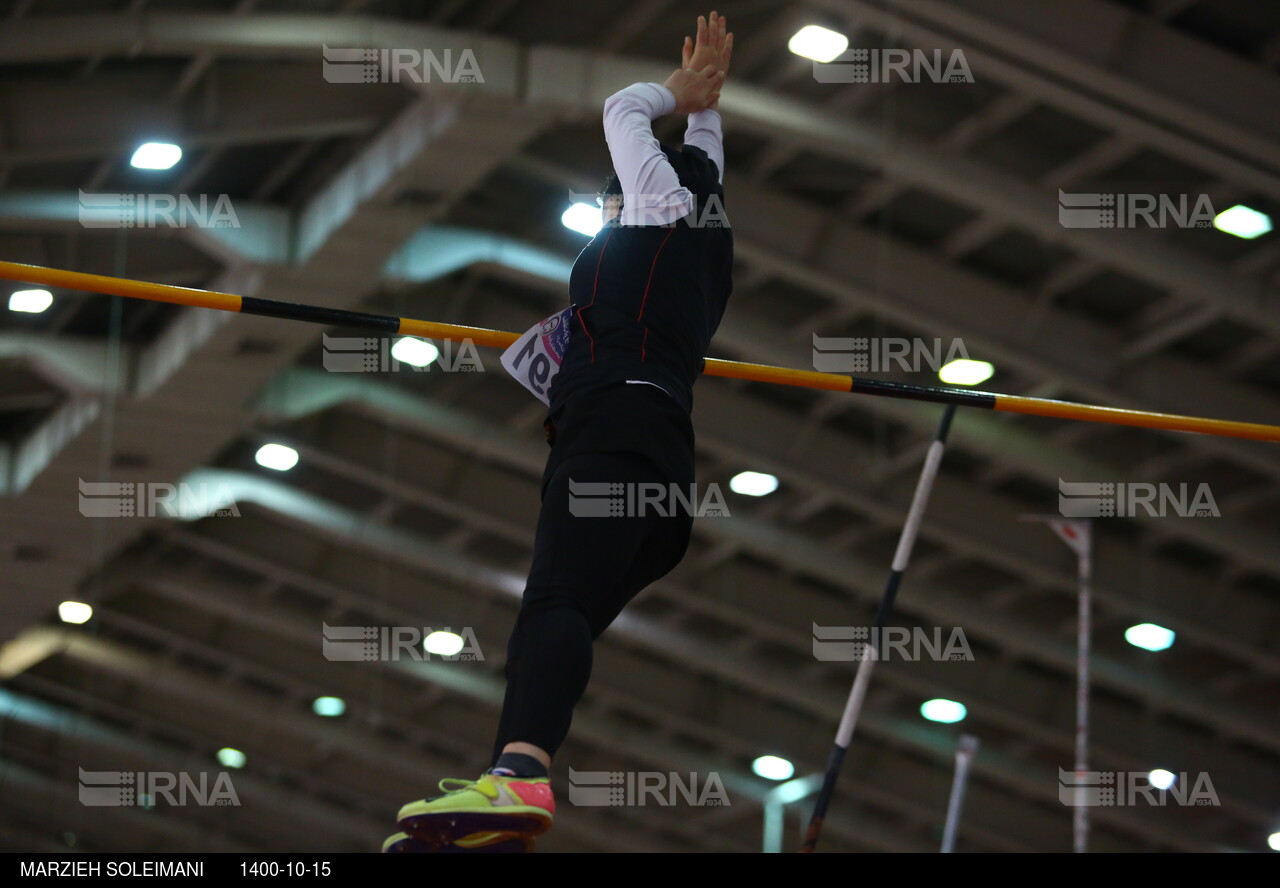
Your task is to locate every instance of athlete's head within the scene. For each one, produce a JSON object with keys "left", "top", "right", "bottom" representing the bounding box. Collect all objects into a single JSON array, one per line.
[
  {"left": 599, "top": 143, "right": 723, "bottom": 226},
  {"left": 598, "top": 172, "right": 624, "bottom": 224}
]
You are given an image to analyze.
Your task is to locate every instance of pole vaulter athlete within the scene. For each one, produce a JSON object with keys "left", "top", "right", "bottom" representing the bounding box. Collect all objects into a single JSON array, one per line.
[{"left": 384, "top": 11, "right": 734, "bottom": 853}]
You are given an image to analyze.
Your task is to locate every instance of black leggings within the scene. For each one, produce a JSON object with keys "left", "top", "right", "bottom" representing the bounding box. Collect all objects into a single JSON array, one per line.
[{"left": 490, "top": 383, "right": 695, "bottom": 762}]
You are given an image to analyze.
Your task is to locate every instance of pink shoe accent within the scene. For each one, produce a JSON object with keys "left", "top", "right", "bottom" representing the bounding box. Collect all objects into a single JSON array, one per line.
[{"left": 506, "top": 780, "right": 555, "bottom": 814}]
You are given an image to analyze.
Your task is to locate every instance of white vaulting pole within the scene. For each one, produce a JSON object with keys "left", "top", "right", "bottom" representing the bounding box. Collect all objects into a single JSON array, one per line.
[
  {"left": 801, "top": 405, "right": 957, "bottom": 852},
  {"left": 940, "top": 734, "right": 980, "bottom": 853}
]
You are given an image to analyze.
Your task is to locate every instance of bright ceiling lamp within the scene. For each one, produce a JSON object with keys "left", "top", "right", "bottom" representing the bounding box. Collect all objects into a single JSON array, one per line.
[
  {"left": 751, "top": 755, "right": 795, "bottom": 780},
  {"left": 920, "top": 698, "right": 967, "bottom": 723},
  {"left": 312, "top": 696, "right": 347, "bottom": 717},
  {"left": 130, "top": 142, "right": 183, "bottom": 171},
  {"left": 9, "top": 289, "right": 53, "bottom": 313},
  {"left": 254, "top": 443, "right": 299, "bottom": 472},
  {"left": 939, "top": 359, "right": 994, "bottom": 386},
  {"left": 788, "top": 25, "right": 849, "bottom": 63},
  {"left": 391, "top": 337, "right": 439, "bottom": 367},
  {"left": 58, "top": 601, "right": 93, "bottom": 624},
  {"left": 216, "top": 747, "right": 247, "bottom": 769},
  {"left": 424, "top": 631, "right": 464, "bottom": 656},
  {"left": 561, "top": 202, "right": 603, "bottom": 237},
  {"left": 1213, "top": 204, "right": 1272, "bottom": 239},
  {"left": 729, "top": 471, "right": 778, "bottom": 497},
  {"left": 1124, "top": 623, "right": 1174, "bottom": 652}
]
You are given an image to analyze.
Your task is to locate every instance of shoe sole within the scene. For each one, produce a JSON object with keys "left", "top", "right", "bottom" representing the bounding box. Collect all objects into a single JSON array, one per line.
[
  {"left": 384, "top": 833, "right": 535, "bottom": 854},
  {"left": 397, "top": 809, "right": 552, "bottom": 846}
]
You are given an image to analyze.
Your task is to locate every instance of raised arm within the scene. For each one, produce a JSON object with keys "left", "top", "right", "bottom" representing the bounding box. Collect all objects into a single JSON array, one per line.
[
  {"left": 683, "top": 108, "right": 724, "bottom": 185},
  {"left": 602, "top": 82, "right": 690, "bottom": 227},
  {"left": 601, "top": 12, "right": 732, "bottom": 223}
]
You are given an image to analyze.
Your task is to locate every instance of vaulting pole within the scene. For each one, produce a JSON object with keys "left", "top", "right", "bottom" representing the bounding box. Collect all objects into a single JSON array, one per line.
[
  {"left": 3, "top": 260, "right": 1280, "bottom": 443},
  {"left": 940, "top": 734, "right": 981, "bottom": 853},
  {"left": 799, "top": 405, "right": 957, "bottom": 853}
]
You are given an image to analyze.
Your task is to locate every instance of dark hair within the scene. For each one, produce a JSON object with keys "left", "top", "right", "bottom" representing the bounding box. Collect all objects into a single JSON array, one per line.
[{"left": 599, "top": 172, "right": 623, "bottom": 203}]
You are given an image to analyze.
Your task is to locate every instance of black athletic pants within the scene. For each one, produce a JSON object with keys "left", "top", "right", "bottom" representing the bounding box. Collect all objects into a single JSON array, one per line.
[{"left": 490, "top": 382, "right": 695, "bottom": 763}]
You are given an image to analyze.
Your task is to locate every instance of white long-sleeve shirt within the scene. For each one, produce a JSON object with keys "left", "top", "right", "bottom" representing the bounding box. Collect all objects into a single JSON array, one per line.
[{"left": 601, "top": 82, "right": 724, "bottom": 228}]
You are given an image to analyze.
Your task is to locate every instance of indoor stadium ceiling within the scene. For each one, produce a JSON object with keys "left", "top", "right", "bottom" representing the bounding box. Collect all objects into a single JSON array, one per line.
[{"left": 1, "top": 0, "right": 1279, "bottom": 854}]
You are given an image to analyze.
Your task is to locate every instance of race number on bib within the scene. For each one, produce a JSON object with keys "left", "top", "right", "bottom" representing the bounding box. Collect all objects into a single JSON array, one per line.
[{"left": 500, "top": 308, "right": 572, "bottom": 406}]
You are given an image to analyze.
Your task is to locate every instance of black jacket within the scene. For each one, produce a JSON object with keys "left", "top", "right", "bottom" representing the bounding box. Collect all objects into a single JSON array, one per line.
[{"left": 549, "top": 144, "right": 734, "bottom": 416}]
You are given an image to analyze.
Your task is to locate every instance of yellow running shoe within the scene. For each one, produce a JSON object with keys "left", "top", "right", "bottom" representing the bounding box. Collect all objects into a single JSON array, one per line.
[{"left": 396, "top": 774, "right": 554, "bottom": 846}]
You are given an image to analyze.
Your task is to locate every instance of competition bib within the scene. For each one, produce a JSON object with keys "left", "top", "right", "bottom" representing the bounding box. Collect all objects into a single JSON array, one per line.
[{"left": 500, "top": 308, "right": 572, "bottom": 406}]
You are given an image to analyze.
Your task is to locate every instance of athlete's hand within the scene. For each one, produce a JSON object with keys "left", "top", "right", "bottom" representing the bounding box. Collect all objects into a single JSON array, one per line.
[
  {"left": 663, "top": 64, "right": 726, "bottom": 115},
  {"left": 680, "top": 11, "right": 733, "bottom": 110}
]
